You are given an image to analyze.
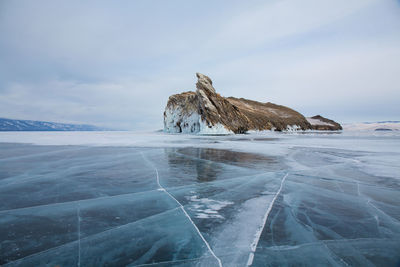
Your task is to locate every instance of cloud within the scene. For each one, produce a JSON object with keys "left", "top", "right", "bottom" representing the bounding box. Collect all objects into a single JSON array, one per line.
[{"left": 0, "top": 0, "right": 399, "bottom": 129}]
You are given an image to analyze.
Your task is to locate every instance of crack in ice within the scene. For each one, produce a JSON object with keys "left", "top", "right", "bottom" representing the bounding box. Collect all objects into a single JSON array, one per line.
[
  {"left": 4, "top": 206, "right": 182, "bottom": 266},
  {"left": 246, "top": 172, "right": 288, "bottom": 266},
  {"left": 0, "top": 171, "right": 267, "bottom": 215},
  {"left": 140, "top": 152, "right": 223, "bottom": 267},
  {"left": 131, "top": 254, "right": 216, "bottom": 266},
  {"left": 0, "top": 147, "right": 87, "bottom": 163},
  {"left": 172, "top": 150, "right": 258, "bottom": 173},
  {"left": 293, "top": 172, "right": 398, "bottom": 192},
  {"left": 77, "top": 203, "right": 81, "bottom": 267}
]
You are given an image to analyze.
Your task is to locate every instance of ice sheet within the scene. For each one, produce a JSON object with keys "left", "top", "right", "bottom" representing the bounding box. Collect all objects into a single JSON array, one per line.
[{"left": 0, "top": 131, "right": 399, "bottom": 266}]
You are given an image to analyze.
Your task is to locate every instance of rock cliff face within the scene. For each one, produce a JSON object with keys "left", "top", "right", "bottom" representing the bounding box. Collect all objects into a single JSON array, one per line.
[{"left": 164, "top": 73, "right": 341, "bottom": 134}]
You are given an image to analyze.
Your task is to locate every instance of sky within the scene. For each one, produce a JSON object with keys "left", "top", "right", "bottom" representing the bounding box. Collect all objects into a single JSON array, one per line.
[{"left": 0, "top": 0, "right": 399, "bottom": 130}]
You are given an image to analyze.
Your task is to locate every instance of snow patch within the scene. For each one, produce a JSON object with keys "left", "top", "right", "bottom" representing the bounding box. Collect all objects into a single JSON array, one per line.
[
  {"left": 307, "top": 118, "right": 334, "bottom": 126},
  {"left": 187, "top": 195, "right": 233, "bottom": 219},
  {"left": 164, "top": 107, "right": 232, "bottom": 135},
  {"left": 164, "top": 107, "right": 201, "bottom": 134},
  {"left": 199, "top": 121, "right": 232, "bottom": 135},
  {"left": 286, "top": 125, "right": 301, "bottom": 131}
]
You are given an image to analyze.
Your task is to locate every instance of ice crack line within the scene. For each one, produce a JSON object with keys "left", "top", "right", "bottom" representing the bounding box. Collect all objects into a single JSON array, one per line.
[
  {"left": 246, "top": 173, "right": 288, "bottom": 267},
  {"left": 77, "top": 203, "right": 81, "bottom": 267},
  {"left": 140, "top": 152, "right": 222, "bottom": 267}
]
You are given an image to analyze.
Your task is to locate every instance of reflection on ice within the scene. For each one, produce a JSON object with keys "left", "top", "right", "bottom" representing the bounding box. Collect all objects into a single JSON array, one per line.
[{"left": 0, "top": 131, "right": 399, "bottom": 266}]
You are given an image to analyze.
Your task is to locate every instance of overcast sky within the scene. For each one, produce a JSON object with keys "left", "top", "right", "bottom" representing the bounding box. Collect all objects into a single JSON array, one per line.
[{"left": 1, "top": 0, "right": 399, "bottom": 130}]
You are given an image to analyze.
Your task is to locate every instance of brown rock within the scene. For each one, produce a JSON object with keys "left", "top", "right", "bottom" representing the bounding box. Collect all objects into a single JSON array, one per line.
[{"left": 164, "top": 73, "right": 341, "bottom": 134}]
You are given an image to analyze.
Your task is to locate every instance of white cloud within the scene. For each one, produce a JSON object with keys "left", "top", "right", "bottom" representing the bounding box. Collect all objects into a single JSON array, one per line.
[
  {"left": 0, "top": 0, "right": 399, "bottom": 128},
  {"left": 207, "top": 0, "right": 378, "bottom": 52}
]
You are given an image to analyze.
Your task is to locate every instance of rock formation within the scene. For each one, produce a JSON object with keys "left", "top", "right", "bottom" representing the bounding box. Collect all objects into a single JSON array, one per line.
[
  {"left": 164, "top": 73, "right": 342, "bottom": 134},
  {"left": 306, "top": 115, "right": 343, "bottom": 131}
]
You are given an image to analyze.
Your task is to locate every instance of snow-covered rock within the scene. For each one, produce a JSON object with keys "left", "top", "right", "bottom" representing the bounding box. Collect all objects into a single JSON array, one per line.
[
  {"left": 164, "top": 73, "right": 342, "bottom": 134},
  {"left": 306, "top": 115, "right": 342, "bottom": 131}
]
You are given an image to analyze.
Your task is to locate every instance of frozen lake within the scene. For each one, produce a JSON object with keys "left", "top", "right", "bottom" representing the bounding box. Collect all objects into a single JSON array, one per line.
[{"left": 0, "top": 131, "right": 399, "bottom": 266}]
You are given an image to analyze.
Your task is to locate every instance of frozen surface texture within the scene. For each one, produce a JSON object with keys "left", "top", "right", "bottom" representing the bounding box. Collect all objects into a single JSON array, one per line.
[{"left": 0, "top": 131, "right": 399, "bottom": 266}]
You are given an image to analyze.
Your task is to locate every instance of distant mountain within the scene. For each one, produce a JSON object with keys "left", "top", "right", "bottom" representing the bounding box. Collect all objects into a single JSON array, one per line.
[
  {"left": 363, "top": 121, "right": 400, "bottom": 124},
  {"left": 343, "top": 121, "right": 400, "bottom": 131},
  {"left": 0, "top": 118, "right": 106, "bottom": 131}
]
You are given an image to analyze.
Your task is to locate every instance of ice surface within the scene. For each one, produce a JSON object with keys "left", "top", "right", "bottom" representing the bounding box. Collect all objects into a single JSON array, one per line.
[{"left": 0, "top": 131, "right": 399, "bottom": 266}]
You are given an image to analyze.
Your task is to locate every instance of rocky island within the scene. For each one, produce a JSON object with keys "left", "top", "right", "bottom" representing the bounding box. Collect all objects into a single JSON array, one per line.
[{"left": 164, "top": 73, "right": 342, "bottom": 134}]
